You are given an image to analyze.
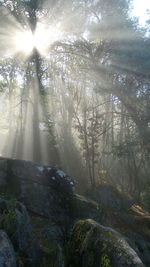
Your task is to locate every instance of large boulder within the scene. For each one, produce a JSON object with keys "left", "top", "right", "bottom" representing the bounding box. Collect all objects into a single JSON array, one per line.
[
  {"left": 0, "top": 158, "right": 75, "bottom": 220},
  {"left": 65, "top": 219, "right": 145, "bottom": 267},
  {"left": 86, "top": 185, "right": 150, "bottom": 267},
  {"left": 0, "top": 230, "right": 16, "bottom": 267},
  {"left": 0, "top": 158, "right": 100, "bottom": 224},
  {"left": 0, "top": 197, "right": 40, "bottom": 266}
]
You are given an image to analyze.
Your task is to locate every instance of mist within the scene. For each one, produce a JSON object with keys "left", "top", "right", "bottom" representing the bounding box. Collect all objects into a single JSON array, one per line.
[{"left": 0, "top": 0, "right": 149, "bottom": 196}]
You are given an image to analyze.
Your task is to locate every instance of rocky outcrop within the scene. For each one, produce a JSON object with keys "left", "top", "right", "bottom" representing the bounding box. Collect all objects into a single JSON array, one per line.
[
  {"left": 0, "top": 231, "right": 16, "bottom": 267},
  {"left": 65, "top": 219, "right": 145, "bottom": 267},
  {"left": 0, "top": 158, "right": 149, "bottom": 266},
  {"left": 0, "top": 158, "right": 103, "bottom": 266}
]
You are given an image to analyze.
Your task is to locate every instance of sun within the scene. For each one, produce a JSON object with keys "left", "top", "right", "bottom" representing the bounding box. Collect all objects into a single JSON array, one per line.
[
  {"left": 14, "top": 23, "right": 61, "bottom": 57},
  {"left": 15, "top": 30, "right": 34, "bottom": 55}
]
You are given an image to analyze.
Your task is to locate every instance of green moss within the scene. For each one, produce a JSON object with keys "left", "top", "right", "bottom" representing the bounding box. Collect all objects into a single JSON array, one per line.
[
  {"left": 71, "top": 194, "right": 99, "bottom": 215},
  {"left": 1, "top": 209, "right": 17, "bottom": 236},
  {"left": 100, "top": 253, "right": 111, "bottom": 267},
  {"left": 71, "top": 220, "right": 94, "bottom": 248},
  {"left": 0, "top": 194, "right": 18, "bottom": 237},
  {"left": 65, "top": 220, "right": 95, "bottom": 267},
  {"left": 105, "top": 231, "right": 113, "bottom": 238},
  {"left": 65, "top": 220, "right": 115, "bottom": 267}
]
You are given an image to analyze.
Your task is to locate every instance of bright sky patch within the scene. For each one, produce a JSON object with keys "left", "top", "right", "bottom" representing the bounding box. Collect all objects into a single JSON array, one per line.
[{"left": 132, "top": 0, "right": 150, "bottom": 26}]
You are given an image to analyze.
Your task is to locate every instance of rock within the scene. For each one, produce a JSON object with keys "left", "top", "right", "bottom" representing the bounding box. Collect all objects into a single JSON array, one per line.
[
  {"left": 0, "top": 158, "right": 149, "bottom": 267},
  {"left": 28, "top": 193, "right": 100, "bottom": 247},
  {"left": 86, "top": 184, "right": 134, "bottom": 211},
  {"left": 126, "top": 233, "right": 150, "bottom": 267},
  {"left": 65, "top": 219, "right": 145, "bottom": 267},
  {"left": 41, "top": 243, "right": 64, "bottom": 267},
  {"left": 86, "top": 186, "right": 150, "bottom": 267},
  {"left": 71, "top": 194, "right": 100, "bottom": 220},
  {"left": 0, "top": 230, "right": 16, "bottom": 267},
  {"left": 30, "top": 213, "right": 66, "bottom": 266},
  {"left": 0, "top": 158, "right": 100, "bottom": 223},
  {"left": 0, "top": 197, "right": 41, "bottom": 267},
  {"left": 39, "top": 194, "right": 101, "bottom": 247},
  {"left": 0, "top": 158, "right": 75, "bottom": 220},
  {"left": 14, "top": 202, "right": 41, "bottom": 267},
  {"left": 0, "top": 159, "right": 7, "bottom": 189}
]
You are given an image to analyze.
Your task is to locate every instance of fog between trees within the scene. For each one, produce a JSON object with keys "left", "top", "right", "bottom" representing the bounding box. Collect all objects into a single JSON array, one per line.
[{"left": 0, "top": 0, "right": 149, "bottom": 201}]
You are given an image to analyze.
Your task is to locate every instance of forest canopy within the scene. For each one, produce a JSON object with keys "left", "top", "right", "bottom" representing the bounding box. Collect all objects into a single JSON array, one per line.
[{"left": 0, "top": 0, "right": 149, "bottom": 199}]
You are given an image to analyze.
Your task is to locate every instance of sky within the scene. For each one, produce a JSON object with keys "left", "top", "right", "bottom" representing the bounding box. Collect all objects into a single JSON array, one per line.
[{"left": 132, "top": 0, "right": 150, "bottom": 26}]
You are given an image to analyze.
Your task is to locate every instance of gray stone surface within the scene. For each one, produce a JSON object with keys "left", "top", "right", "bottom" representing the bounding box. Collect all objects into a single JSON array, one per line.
[
  {"left": 0, "top": 230, "right": 16, "bottom": 267},
  {"left": 0, "top": 158, "right": 75, "bottom": 220},
  {"left": 0, "top": 159, "right": 7, "bottom": 188},
  {"left": 86, "top": 184, "right": 134, "bottom": 211},
  {"left": 127, "top": 233, "right": 150, "bottom": 267},
  {"left": 0, "top": 198, "right": 40, "bottom": 267},
  {"left": 66, "top": 219, "right": 145, "bottom": 267}
]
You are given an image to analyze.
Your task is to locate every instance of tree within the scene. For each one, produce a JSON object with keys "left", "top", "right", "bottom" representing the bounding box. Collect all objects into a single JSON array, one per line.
[{"left": 0, "top": 0, "right": 149, "bottom": 195}]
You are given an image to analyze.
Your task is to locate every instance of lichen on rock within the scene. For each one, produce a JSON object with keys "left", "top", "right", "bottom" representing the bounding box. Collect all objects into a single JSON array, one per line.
[{"left": 65, "top": 219, "right": 145, "bottom": 267}]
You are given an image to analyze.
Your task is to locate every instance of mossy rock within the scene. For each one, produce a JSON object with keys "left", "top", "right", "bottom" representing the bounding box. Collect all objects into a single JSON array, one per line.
[
  {"left": 0, "top": 209, "right": 17, "bottom": 237},
  {"left": 0, "top": 197, "right": 17, "bottom": 238},
  {"left": 0, "top": 197, "right": 41, "bottom": 267},
  {"left": 70, "top": 194, "right": 101, "bottom": 220},
  {"left": 65, "top": 219, "right": 145, "bottom": 267}
]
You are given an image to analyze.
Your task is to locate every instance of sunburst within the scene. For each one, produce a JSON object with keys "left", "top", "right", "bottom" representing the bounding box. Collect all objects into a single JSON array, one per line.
[{"left": 14, "top": 23, "right": 61, "bottom": 57}]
